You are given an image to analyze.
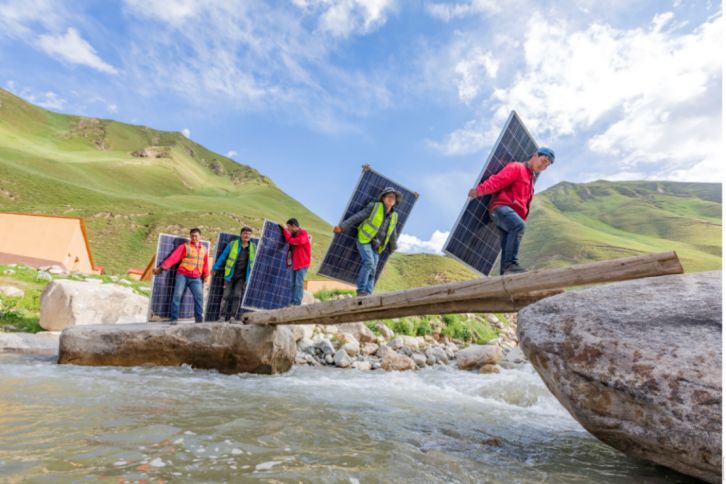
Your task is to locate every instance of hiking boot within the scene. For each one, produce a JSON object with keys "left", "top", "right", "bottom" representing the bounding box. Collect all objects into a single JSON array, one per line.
[
  {"left": 503, "top": 263, "right": 527, "bottom": 275},
  {"left": 357, "top": 291, "right": 370, "bottom": 297}
]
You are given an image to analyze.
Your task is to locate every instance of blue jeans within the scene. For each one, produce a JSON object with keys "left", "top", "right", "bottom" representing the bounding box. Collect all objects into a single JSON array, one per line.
[
  {"left": 491, "top": 205, "right": 526, "bottom": 274},
  {"left": 291, "top": 267, "right": 308, "bottom": 305},
  {"left": 170, "top": 273, "right": 204, "bottom": 322},
  {"left": 355, "top": 240, "right": 379, "bottom": 294}
]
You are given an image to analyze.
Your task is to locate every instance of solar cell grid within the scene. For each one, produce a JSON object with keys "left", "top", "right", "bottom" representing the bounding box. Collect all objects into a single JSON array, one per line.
[
  {"left": 318, "top": 166, "right": 418, "bottom": 286},
  {"left": 241, "top": 220, "right": 293, "bottom": 310},
  {"left": 204, "top": 232, "right": 259, "bottom": 321},
  {"left": 149, "top": 234, "right": 211, "bottom": 320},
  {"left": 443, "top": 111, "right": 538, "bottom": 276}
]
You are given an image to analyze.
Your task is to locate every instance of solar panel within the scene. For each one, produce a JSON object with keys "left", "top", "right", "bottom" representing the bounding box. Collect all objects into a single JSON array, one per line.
[
  {"left": 318, "top": 165, "right": 418, "bottom": 286},
  {"left": 204, "top": 232, "right": 259, "bottom": 321},
  {"left": 443, "top": 111, "right": 538, "bottom": 276},
  {"left": 240, "top": 220, "right": 293, "bottom": 310},
  {"left": 149, "top": 234, "right": 211, "bottom": 320}
]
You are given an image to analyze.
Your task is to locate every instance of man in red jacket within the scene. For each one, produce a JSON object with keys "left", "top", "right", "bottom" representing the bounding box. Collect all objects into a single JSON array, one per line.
[
  {"left": 468, "top": 147, "right": 554, "bottom": 275},
  {"left": 280, "top": 218, "right": 312, "bottom": 305},
  {"left": 152, "top": 228, "right": 210, "bottom": 323}
]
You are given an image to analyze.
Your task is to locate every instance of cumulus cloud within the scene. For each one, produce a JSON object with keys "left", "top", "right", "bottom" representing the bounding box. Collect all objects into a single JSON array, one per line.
[
  {"left": 37, "top": 27, "right": 117, "bottom": 74},
  {"left": 4, "top": 81, "right": 67, "bottom": 110},
  {"left": 180, "top": 128, "right": 191, "bottom": 138},
  {"left": 225, "top": 150, "right": 237, "bottom": 158},
  {"left": 294, "top": 0, "right": 398, "bottom": 38},
  {"left": 397, "top": 230, "right": 450, "bottom": 254},
  {"left": 432, "top": 10, "right": 722, "bottom": 181}
]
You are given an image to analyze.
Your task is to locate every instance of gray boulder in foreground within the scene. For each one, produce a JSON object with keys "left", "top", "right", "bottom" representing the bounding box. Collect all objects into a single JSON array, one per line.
[
  {"left": 59, "top": 323, "right": 296, "bottom": 375},
  {"left": 518, "top": 271, "right": 722, "bottom": 483},
  {"left": 0, "top": 332, "right": 59, "bottom": 355}
]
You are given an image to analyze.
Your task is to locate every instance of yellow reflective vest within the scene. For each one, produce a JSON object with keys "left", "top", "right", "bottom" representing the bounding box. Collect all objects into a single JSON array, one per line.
[{"left": 357, "top": 202, "right": 398, "bottom": 254}]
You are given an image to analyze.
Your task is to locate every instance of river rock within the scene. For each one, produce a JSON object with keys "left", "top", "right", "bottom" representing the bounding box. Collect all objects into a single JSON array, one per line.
[
  {"left": 314, "top": 338, "right": 335, "bottom": 356},
  {"left": 425, "top": 346, "right": 449, "bottom": 365},
  {"left": 0, "top": 285, "right": 24, "bottom": 298},
  {"left": 39, "top": 280, "right": 148, "bottom": 331},
  {"left": 412, "top": 353, "right": 427, "bottom": 368},
  {"left": 380, "top": 351, "right": 416, "bottom": 372},
  {"left": 352, "top": 360, "right": 372, "bottom": 371},
  {"left": 456, "top": 344, "right": 502, "bottom": 370},
  {"left": 375, "top": 323, "right": 394, "bottom": 340},
  {"left": 301, "top": 290, "right": 315, "bottom": 305},
  {"left": 0, "top": 331, "right": 59, "bottom": 355},
  {"left": 391, "top": 335, "right": 421, "bottom": 351},
  {"left": 518, "top": 271, "right": 722, "bottom": 483},
  {"left": 334, "top": 348, "right": 353, "bottom": 368},
  {"left": 342, "top": 340, "right": 360, "bottom": 357},
  {"left": 58, "top": 323, "right": 296, "bottom": 375},
  {"left": 337, "top": 322, "right": 376, "bottom": 343},
  {"left": 500, "top": 346, "right": 527, "bottom": 369},
  {"left": 479, "top": 364, "right": 500, "bottom": 374},
  {"left": 361, "top": 342, "right": 379, "bottom": 356}
]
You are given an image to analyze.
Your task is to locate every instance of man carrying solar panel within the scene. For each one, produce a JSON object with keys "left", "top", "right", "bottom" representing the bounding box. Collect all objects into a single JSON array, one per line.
[
  {"left": 334, "top": 187, "right": 401, "bottom": 296},
  {"left": 211, "top": 227, "right": 257, "bottom": 322},
  {"left": 152, "top": 228, "right": 210, "bottom": 324},
  {"left": 467, "top": 147, "right": 555, "bottom": 275}
]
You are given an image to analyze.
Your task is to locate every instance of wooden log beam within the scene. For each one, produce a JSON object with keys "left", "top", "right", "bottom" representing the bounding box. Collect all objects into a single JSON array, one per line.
[
  {"left": 262, "top": 291, "right": 562, "bottom": 326},
  {"left": 241, "top": 252, "right": 682, "bottom": 326}
]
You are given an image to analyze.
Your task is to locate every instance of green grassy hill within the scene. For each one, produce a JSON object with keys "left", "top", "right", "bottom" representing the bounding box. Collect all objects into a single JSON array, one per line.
[
  {"left": 0, "top": 88, "right": 720, "bottom": 289},
  {"left": 521, "top": 180, "right": 721, "bottom": 272},
  {"left": 0, "top": 87, "right": 334, "bottom": 273}
]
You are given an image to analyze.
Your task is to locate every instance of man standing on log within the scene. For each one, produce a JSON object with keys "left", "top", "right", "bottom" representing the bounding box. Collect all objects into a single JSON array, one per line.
[
  {"left": 280, "top": 218, "right": 312, "bottom": 306},
  {"left": 212, "top": 227, "right": 256, "bottom": 321},
  {"left": 468, "top": 147, "right": 554, "bottom": 275},
  {"left": 153, "top": 228, "right": 209, "bottom": 324},
  {"left": 335, "top": 187, "right": 401, "bottom": 296}
]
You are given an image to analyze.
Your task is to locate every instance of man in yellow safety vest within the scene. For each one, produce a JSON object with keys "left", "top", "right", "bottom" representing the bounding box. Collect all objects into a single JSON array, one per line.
[
  {"left": 212, "top": 227, "right": 257, "bottom": 321},
  {"left": 335, "top": 187, "right": 401, "bottom": 296}
]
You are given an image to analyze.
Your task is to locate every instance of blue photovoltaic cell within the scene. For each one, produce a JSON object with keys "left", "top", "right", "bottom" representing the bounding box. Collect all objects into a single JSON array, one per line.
[
  {"left": 318, "top": 166, "right": 418, "bottom": 286},
  {"left": 240, "top": 220, "right": 293, "bottom": 310},
  {"left": 443, "top": 111, "right": 538, "bottom": 276},
  {"left": 204, "top": 232, "right": 259, "bottom": 321},
  {"left": 149, "top": 234, "right": 211, "bottom": 320}
]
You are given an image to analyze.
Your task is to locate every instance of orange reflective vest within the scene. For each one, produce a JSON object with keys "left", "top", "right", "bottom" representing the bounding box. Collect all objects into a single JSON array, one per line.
[{"left": 179, "top": 243, "right": 207, "bottom": 273}]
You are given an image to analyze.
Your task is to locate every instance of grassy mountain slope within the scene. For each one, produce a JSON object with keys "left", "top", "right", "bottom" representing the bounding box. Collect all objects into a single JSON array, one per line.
[
  {"left": 0, "top": 87, "right": 334, "bottom": 273},
  {"left": 521, "top": 181, "right": 721, "bottom": 272}
]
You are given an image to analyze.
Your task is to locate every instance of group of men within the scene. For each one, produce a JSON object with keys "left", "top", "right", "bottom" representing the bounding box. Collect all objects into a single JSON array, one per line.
[
  {"left": 152, "top": 219, "right": 311, "bottom": 324},
  {"left": 153, "top": 146, "right": 554, "bottom": 323}
]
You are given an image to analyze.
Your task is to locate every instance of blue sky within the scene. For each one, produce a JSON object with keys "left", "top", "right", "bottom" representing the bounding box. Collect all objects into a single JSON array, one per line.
[{"left": 0, "top": 0, "right": 721, "bottom": 253}]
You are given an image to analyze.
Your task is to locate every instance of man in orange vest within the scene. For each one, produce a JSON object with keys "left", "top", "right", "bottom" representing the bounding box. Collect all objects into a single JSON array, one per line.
[{"left": 152, "top": 228, "right": 210, "bottom": 324}]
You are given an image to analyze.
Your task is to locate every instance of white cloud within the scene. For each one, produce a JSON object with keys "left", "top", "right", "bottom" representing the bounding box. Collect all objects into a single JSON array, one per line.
[
  {"left": 37, "top": 27, "right": 118, "bottom": 74},
  {"left": 432, "top": 10, "right": 722, "bottom": 182},
  {"left": 397, "top": 230, "right": 450, "bottom": 254},
  {"left": 225, "top": 150, "right": 237, "bottom": 158},
  {"left": 121, "top": 0, "right": 394, "bottom": 133},
  {"left": 425, "top": 0, "right": 499, "bottom": 21},
  {"left": 294, "top": 0, "right": 397, "bottom": 38},
  {"left": 181, "top": 128, "right": 191, "bottom": 138},
  {"left": 0, "top": 0, "right": 67, "bottom": 39},
  {"left": 107, "top": 103, "right": 118, "bottom": 113}
]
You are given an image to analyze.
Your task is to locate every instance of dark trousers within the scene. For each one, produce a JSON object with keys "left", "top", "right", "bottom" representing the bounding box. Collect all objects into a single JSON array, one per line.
[
  {"left": 220, "top": 276, "right": 246, "bottom": 321},
  {"left": 491, "top": 205, "right": 526, "bottom": 274}
]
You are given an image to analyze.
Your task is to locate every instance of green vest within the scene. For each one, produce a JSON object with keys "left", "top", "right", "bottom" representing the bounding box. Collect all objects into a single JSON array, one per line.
[
  {"left": 357, "top": 202, "right": 398, "bottom": 254},
  {"left": 224, "top": 240, "right": 256, "bottom": 279}
]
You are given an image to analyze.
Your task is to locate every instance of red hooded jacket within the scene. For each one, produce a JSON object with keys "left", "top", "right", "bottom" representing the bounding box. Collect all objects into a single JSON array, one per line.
[
  {"left": 476, "top": 162, "right": 534, "bottom": 221},
  {"left": 282, "top": 227, "right": 312, "bottom": 271}
]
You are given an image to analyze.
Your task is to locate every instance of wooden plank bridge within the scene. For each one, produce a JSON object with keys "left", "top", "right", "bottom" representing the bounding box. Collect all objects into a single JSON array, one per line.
[{"left": 240, "top": 251, "right": 684, "bottom": 326}]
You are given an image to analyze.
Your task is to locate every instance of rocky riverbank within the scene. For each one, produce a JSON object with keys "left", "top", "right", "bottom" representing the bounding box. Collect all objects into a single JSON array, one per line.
[{"left": 288, "top": 313, "right": 523, "bottom": 373}]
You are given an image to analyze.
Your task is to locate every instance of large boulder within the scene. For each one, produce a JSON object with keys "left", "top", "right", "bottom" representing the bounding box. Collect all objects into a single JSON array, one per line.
[
  {"left": 456, "top": 344, "right": 502, "bottom": 370},
  {"left": 336, "top": 322, "right": 376, "bottom": 343},
  {"left": 58, "top": 323, "right": 296, "bottom": 375},
  {"left": 518, "top": 271, "right": 722, "bottom": 483},
  {"left": 40, "top": 280, "right": 148, "bottom": 331}
]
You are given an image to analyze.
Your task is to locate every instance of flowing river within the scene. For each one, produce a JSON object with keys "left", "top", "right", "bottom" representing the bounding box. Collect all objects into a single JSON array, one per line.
[{"left": 0, "top": 354, "right": 696, "bottom": 483}]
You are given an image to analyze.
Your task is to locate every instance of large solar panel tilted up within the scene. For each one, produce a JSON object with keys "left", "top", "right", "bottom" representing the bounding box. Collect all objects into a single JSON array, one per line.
[
  {"left": 443, "top": 111, "right": 539, "bottom": 276},
  {"left": 204, "top": 232, "right": 259, "bottom": 321},
  {"left": 240, "top": 220, "right": 293, "bottom": 311},
  {"left": 318, "top": 164, "right": 418, "bottom": 286},
  {"left": 149, "top": 234, "right": 211, "bottom": 321}
]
